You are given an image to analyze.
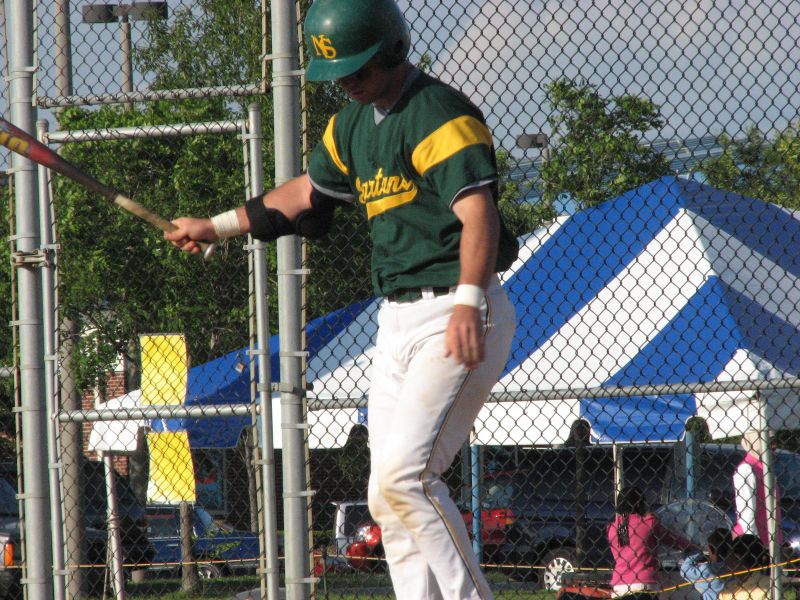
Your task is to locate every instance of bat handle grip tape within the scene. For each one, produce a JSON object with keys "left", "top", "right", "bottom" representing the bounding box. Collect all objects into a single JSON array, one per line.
[{"left": 112, "top": 193, "right": 216, "bottom": 260}]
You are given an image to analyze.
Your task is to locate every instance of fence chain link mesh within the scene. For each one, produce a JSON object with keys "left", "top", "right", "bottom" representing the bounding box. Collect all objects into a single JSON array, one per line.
[{"left": 0, "top": 0, "right": 797, "bottom": 599}]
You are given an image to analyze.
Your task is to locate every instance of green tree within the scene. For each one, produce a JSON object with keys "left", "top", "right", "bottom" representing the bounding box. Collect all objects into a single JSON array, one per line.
[
  {"left": 540, "top": 78, "right": 672, "bottom": 209},
  {"left": 54, "top": 104, "right": 252, "bottom": 388},
  {"left": 496, "top": 149, "right": 556, "bottom": 237},
  {"left": 45, "top": 0, "right": 360, "bottom": 393},
  {"left": 136, "top": 0, "right": 262, "bottom": 91},
  {"left": 700, "top": 124, "right": 800, "bottom": 209},
  {"left": 0, "top": 180, "right": 16, "bottom": 454}
]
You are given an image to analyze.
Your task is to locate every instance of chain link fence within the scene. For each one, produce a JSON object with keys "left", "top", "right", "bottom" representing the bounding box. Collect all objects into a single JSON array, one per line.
[{"left": 1, "top": 0, "right": 799, "bottom": 599}]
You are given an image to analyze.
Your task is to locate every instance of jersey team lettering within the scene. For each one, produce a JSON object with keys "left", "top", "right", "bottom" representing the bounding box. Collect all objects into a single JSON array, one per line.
[{"left": 356, "top": 168, "right": 418, "bottom": 219}]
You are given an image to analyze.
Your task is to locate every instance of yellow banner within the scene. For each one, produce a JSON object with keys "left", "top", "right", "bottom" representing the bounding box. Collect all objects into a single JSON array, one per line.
[
  {"left": 140, "top": 334, "right": 188, "bottom": 406},
  {"left": 146, "top": 432, "right": 196, "bottom": 504},
  {"left": 140, "top": 334, "right": 195, "bottom": 503}
]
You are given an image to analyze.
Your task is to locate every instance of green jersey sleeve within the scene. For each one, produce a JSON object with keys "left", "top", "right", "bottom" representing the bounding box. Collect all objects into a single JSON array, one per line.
[
  {"left": 308, "top": 114, "right": 356, "bottom": 200},
  {"left": 408, "top": 93, "right": 498, "bottom": 207}
]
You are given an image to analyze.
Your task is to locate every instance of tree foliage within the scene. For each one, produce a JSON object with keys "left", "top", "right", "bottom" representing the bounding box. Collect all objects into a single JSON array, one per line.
[
  {"left": 701, "top": 124, "right": 800, "bottom": 210},
  {"left": 54, "top": 104, "right": 252, "bottom": 388},
  {"left": 496, "top": 149, "right": 556, "bottom": 238},
  {"left": 135, "top": 0, "right": 263, "bottom": 91},
  {"left": 0, "top": 181, "right": 15, "bottom": 445},
  {"left": 540, "top": 78, "right": 672, "bottom": 209}
]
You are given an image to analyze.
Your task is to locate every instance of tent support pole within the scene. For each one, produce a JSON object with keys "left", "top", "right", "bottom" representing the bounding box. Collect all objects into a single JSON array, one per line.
[
  {"left": 470, "top": 440, "right": 482, "bottom": 560},
  {"left": 758, "top": 393, "right": 782, "bottom": 600},
  {"left": 102, "top": 451, "right": 126, "bottom": 600}
]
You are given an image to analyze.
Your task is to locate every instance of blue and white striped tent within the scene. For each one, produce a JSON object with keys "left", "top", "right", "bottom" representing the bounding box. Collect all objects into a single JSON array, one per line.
[
  {"left": 302, "top": 176, "right": 800, "bottom": 446},
  {"left": 93, "top": 176, "right": 800, "bottom": 450}
]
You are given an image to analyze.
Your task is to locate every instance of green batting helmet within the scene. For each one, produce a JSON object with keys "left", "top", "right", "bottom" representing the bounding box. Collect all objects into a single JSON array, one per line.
[{"left": 304, "top": 0, "right": 411, "bottom": 82}]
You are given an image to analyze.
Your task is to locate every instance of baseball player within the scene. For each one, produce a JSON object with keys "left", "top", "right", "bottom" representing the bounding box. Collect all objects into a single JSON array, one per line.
[{"left": 165, "top": 0, "right": 518, "bottom": 597}]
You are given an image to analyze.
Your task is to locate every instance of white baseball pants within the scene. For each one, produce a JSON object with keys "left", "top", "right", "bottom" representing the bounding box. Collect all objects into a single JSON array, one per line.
[{"left": 367, "top": 277, "right": 516, "bottom": 600}]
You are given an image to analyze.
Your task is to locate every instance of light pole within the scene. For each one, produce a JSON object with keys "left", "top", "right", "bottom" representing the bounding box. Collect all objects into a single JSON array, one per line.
[
  {"left": 81, "top": 2, "right": 168, "bottom": 105},
  {"left": 517, "top": 131, "right": 551, "bottom": 196},
  {"left": 517, "top": 131, "right": 550, "bottom": 161}
]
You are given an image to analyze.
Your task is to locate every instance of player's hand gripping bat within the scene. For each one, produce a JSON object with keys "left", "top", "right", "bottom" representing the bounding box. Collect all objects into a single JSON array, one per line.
[{"left": 0, "top": 116, "right": 216, "bottom": 259}]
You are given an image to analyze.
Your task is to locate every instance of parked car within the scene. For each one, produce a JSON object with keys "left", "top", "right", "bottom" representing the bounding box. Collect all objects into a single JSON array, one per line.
[
  {"left": 145, "top": 504, "right": 261, "bottom": 579},
  {"left": 499, "top": 443, "right": 800, "bottom": 590},
  {"left": 329, "top": 500, "right": 373, "bottom": 558},
  {"left": 0, "top": 475, "right": 114, "bottom": 600},
  {"left": 0, "top": 460, "right": 152, "bottom": 596},
  {"left": 331, "top": 444, "right": 800, "bottom": 589},
  {"left": 327, "top": 500, "right": 377, "bottom": 572},
  {"left": 331, "top": 498, "right": 512, "bottom": 573}
]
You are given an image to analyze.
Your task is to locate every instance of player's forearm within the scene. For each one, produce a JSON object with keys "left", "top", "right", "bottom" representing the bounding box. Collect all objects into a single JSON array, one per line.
[
  {"left": 210, "top": 174, "right": 315, "bottom": 240},
  {"left": 453, "top": 188, "right": 500, "bottom": 289},
  {"left": 231, "top": 175, "right": 314, "bottom": 235}
]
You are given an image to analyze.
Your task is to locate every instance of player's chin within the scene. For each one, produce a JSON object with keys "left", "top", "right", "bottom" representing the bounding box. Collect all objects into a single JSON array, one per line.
[{"left": 343, "top": 88, "right": 371, "bottom": 104}]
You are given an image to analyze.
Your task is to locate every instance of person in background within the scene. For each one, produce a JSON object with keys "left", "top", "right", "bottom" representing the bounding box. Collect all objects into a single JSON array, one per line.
[
  {"left": 733, "top": 429, "right": 781, "bottom": 549},
  {"left": 608, "top": 487, "right": 698, "bottom": 599},
  {"left": 718, "top": 534, "right": 771, "bottom": 600},
  {"left": 680, "top": 527, "right": 732, "bottom": 600}
]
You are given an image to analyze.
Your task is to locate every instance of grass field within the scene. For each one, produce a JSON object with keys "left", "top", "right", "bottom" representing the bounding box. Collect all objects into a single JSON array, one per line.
[
  {"left": 122, "top": 572, "right": 557, "bottom": 599},
  {"left": 117, "top": 570, "right": 800, "bottom": 600}
]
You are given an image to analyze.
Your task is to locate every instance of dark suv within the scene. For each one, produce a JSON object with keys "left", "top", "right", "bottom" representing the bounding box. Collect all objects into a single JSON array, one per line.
[
  {"left": 0, "top": 460, "right": 153, "bottom": 595},
  {"left": 496, "top": 443, "right": 800, "bottom": 589},
  {"left": 0, "top": 472, "right": 108, "bottom": 600}
]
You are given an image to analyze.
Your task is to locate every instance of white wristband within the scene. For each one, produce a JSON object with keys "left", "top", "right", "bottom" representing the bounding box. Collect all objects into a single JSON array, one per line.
[
  {"left": 210, "top": 209, "right": 242, "bottom": 239},
  {"left": 453, "top": 284, "right": 484, "bottom": 308}
]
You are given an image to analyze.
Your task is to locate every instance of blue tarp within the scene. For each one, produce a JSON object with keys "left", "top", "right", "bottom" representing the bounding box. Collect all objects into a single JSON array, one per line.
[{"left": 151, "top": 299, "right": 373, "bottom": 448}]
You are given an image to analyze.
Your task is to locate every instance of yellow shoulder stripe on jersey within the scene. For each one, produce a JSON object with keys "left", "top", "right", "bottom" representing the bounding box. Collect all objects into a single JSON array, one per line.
[
  {"left": 322, "top": 115, "right": 349, "bottom": 175},
  {"left": 411, "top": 115, "right": 492, "bottom": 176},
  {"left": 365, "top": 189, "right": 418, "bottom": 219}
]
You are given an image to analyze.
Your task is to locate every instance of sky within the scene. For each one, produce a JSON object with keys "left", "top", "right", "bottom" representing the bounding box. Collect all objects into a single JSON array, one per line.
[
  {"left": 0, "top": 0, "right": 163, "bottom": 172},
  {"left": 3, "top": 0, "right": 800, "bottom": 173},
  {"left": 402, "top": 0, "right": 800, "bottom": 157}
]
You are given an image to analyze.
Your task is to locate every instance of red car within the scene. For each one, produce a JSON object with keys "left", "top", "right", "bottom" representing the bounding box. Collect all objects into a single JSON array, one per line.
[{"left": 344, "top": 507, "right": 516, "bottom": 572}]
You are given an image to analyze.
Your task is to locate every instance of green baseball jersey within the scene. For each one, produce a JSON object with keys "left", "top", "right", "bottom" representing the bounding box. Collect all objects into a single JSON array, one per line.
[{"left": 308, "top": 70, "right": 518, "bottom": 297}]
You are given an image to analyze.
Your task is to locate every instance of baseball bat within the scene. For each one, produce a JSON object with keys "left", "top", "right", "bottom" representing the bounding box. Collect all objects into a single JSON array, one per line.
[{"left": 0, "top": 117, "right": 216, "bottom": 259}]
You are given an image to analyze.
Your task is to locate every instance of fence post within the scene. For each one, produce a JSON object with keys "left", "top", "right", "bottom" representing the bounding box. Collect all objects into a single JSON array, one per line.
[
  {"left": 36, "top": 120, "right": 67, "bottom": 600},
  {"left": 247, "top": 102, "right": 282, "bottom": 599},
  {"left": 759, "top": 393, "right": 782, "bottom": 600},
  {"left": 270, "top": 0, "right": 309, "bottom": 598},
  {"left": 8, "top": 2, "right": 53, "bottom": 600}
]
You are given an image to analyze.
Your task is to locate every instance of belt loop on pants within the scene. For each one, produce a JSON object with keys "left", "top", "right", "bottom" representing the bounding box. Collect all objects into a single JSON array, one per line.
[{"left": 385, "top": 286, "right": 453, "bottom": 303}]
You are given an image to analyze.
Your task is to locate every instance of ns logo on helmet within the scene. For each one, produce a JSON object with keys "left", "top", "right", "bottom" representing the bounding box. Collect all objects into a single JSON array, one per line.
[{"left": 311, "top": 35, "right": 337, "bottom": 59}]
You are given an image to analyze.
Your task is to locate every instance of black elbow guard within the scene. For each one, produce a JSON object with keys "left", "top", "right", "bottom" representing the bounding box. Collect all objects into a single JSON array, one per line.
[
  {"left": 294, "top": 189, "right": 341, "bottom": 239},
  {"left": 244, "top": 196, "right": 294, "bottom": 241}
]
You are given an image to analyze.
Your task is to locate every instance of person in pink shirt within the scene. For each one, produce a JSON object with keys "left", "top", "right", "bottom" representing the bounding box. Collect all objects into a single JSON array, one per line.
[
  {"left": 608, "top": 487, "right": 698, "bottom": 599},
  {"left": 732, "top": 430, "right": 781, "bottom": 549}
]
